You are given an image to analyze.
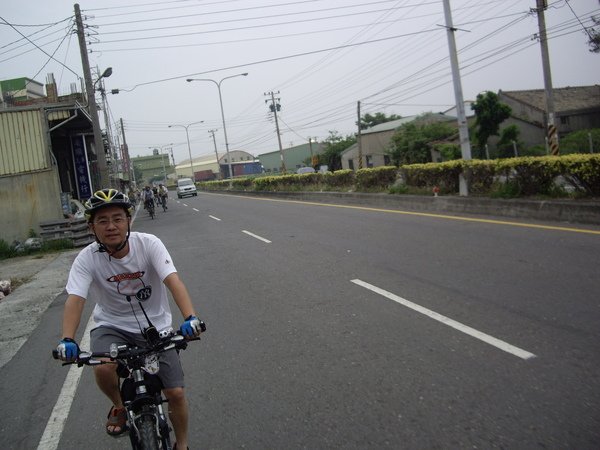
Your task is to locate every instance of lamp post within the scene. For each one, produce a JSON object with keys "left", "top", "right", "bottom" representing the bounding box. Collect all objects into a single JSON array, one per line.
[
  {"left": 168, "top": 122, "right": 204, "bottom": 181},
  {"left": 186, "top": 73, "right": 248, "bottom": 180}
]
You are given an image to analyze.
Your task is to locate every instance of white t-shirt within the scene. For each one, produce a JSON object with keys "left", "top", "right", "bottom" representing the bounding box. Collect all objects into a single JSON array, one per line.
[{"left": 66, "top": 232, "right": 177, "bottom": 333}]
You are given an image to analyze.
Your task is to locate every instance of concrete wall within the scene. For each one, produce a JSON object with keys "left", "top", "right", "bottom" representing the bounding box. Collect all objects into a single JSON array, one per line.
[{"left": 0, "top": 168, "right": 63, "bottom": 243}]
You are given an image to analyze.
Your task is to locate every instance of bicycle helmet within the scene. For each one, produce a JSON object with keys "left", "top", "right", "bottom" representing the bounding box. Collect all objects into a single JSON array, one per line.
[{"left": 84, "top": 188, "right": 133, "bottom": 222}]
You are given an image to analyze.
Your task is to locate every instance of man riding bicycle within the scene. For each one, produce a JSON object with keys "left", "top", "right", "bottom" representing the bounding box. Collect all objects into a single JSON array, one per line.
[
  {"left": 142, "top": 186, "right": 155, "bottom": 211},
  {"left": 158, "top": 183, "right": 169, "bottom": 210},
  {"left": 56, "top": 188, "right": 205, "bottom": 450}
]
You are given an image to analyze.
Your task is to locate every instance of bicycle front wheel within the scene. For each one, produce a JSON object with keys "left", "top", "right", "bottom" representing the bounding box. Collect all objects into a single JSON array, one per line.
[{"left": 138, "top": 415, "right": 160, "bottom": 450}]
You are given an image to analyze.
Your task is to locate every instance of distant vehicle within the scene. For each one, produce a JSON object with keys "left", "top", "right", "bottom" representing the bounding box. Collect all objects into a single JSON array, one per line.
[
  {"left": 296, "top": 167, "right": 315, "bottom": 174},
  {"left": 176, "top": 178, "right": 198, "bottom": 198}
]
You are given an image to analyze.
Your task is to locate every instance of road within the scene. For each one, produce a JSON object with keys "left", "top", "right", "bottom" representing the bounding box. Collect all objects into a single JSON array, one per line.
[{"left": 2, "top": 192, "right": 599, "bottom": 449}]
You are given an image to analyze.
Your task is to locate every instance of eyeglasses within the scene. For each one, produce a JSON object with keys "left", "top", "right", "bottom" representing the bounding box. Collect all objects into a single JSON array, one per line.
[{"left": 94, "top": 216, "right": 128, "bottom": 227}]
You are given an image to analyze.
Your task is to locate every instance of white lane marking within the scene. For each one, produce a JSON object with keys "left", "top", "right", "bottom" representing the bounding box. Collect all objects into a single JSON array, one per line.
[
  {"left": 351, "top": 279, "right": 536, "bottom": 360},
  {"left": 242, "top": 230, "right": 271, "bottom": 243},
  {"left": 38, "top": 316, "right": 96, "bottom": 450},
  {"left": 182, "top": 203, "right": 188, "bottom": 207},
  {"left": 193, "top": 208, "right": 199, "bottom": 212},
  {"left": 209, "top": 215, "right": 221, "bottom": 221}
]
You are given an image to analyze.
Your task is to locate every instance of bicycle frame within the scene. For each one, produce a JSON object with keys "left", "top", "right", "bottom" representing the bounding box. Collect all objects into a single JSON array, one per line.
[{"left": 54, "top": 330, "right": 196, "bottom": 450}]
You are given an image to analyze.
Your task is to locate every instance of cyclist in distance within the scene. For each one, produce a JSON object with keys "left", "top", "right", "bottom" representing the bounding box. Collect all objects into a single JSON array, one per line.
[
  {"left": 56, "top": 188, "right": 205, "bottom": 450},
  {"left": 158, "top": 183, "right": 169, "bottom": 210},
  {"left": 142, "top": 185, "right": 154, "bottom": 211}
]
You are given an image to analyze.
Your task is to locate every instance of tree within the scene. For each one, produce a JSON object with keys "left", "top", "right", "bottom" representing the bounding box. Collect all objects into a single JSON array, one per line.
[
  {"left": 320, "top": 131, "right": 356, "bottom": 171},
  {"left": 496, "top": 125, "right": 522, "bottom": 158},
  {"left": 471, "top": 91, "right": 512, "bottom": 150},
  {"left": 388, "top": 119, "right": 456, "bottom": 165},
  {"left": 358, "top": 112, "right": 401, "bottom": 130}
]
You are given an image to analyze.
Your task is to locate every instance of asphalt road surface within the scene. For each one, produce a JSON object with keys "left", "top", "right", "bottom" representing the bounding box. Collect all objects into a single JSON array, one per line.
[{"left": 2, "top": 192, "right": 599, "bottom": 449}]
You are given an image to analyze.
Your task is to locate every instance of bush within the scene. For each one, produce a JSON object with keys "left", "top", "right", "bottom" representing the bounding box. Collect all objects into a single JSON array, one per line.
[{"left": 355, "top": 167, "right": 397, "bottom": 191}]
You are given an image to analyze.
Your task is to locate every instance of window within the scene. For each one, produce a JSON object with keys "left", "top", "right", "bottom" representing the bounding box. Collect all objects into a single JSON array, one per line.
[
  {"left": 366, "top": 155, "right": 373, "bottom": 168},
  {"left": 348, "top": 159, "right": 355, "bottom": 170},
  {"left": 384, "top": 155, "right": 391, "bottom": 166},
  {"left": 560, "top": 116, "right": 569, "bottom": 125}
]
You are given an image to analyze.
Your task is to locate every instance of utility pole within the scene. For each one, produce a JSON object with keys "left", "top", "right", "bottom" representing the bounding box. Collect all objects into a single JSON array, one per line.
[
  {"left": 98, "top": 73, "right": 115, "bottom": 187},
  {"left": 308, "top": 137, "right": 314, "bottom": 167},
  {"left": 357, "top": 101, "right": 363, "bottom": 170},
  {"left": 535, "top": 0, "right": 559, "bottom": 155},
  {"left": 120, "top": 118, "right": 132, "bottom": 186},
  {"left": 442, "top": 0, "right": 471, "bottom": 196},
  {"left": 74, "top": 4, "right": 109, "bottom": 188},
  {"left": 208, "top": 129, "right": 221, "bottom": 179},
  {"left": 265, "top": 91, "right": 286, "bottom": 174}
]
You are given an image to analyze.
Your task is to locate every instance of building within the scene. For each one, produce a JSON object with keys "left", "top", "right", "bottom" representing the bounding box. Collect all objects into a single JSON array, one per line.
[
  {"left": 175, "top": 150, "right": 260, "bottom": 180},
  {"left": 0, "top": 77, "right": 45, "bottom": 105},
  {"left": 131, "top": 150, "right": 173, "bottom": 186},
  {"left": 258, "top": 141, "right": 325, "bottom": 174},
  {"left": 0, "top": 74, "right": 123, "bottom": 243},
  {"left": 497, "top": 85, "right": 600, "bottom": 149},
  {"left": 341, "top": 113, "right": 459, "bottom": 170}
]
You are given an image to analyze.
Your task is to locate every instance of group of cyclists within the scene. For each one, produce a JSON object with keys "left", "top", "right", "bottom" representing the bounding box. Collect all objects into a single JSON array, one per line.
[{"left": 129, "top": 183, "right": 169, "bottom": 216}]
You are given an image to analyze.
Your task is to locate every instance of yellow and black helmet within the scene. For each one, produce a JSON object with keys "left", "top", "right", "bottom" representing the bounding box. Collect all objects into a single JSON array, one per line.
[{"left": 84, "top": 188, "right": 133, "bottom": 221}]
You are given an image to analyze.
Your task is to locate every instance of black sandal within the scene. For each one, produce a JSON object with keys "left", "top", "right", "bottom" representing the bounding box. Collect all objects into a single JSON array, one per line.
[{"left": 106, "top": 405, "right": 128, "bottom": 436}]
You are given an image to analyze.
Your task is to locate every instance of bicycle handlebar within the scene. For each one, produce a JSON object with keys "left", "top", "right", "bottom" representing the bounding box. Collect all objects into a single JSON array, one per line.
[{"left": 52, "top": 331, "right": 200, "bottom": 366}]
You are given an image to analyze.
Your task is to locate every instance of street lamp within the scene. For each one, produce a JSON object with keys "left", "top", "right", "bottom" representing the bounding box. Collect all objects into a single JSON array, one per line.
[
  {"left": 186, "top": 72, "right": 248, "bottom": 180},
  {"left": 168, "top": 122, "right": 204, "bottom": 181}
]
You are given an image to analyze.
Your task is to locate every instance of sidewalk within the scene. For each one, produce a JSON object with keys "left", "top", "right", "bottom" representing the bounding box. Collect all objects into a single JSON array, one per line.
[{"left": 0, "top": 249, "right": 78, "bottom": 369}]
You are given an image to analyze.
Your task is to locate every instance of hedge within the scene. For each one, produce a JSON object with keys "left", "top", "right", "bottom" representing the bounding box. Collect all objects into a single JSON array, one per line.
[{"left": 196, "top": 154, "right": 600, "bottom": 198}]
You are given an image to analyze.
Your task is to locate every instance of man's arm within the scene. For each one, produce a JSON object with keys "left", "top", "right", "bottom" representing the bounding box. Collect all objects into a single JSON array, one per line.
[
  {"left": 164, "top": 272, "right": 197, "bottom": 319},
  {"left": 62, "top": 294, "right": 86, "bottom": 339}
]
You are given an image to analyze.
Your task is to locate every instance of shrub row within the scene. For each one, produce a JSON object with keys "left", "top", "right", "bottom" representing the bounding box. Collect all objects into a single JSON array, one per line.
[{"left": 197, "top": 154, "right": 600, "bottom": 198}]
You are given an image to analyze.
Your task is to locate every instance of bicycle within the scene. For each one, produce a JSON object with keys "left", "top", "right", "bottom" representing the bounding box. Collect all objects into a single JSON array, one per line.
[
  {"left": 160, "top": 195, "right": 168, "bottom": 212},
  {"left": 145, "top": 199, "right": 155, "bottom": 219},
  {"left": 53, "top": 327, "right": 199, "bottom": 450}
]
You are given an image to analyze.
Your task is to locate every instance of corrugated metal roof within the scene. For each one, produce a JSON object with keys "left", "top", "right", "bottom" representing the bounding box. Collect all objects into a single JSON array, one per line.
[{"left": 0, "top": 109, "right": 48, "bottom": 176}]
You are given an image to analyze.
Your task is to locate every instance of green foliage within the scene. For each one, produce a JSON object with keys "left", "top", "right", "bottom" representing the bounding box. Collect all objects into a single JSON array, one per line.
[
  {"left": 359, "top": 112, "right": 401, "bottom": 130},
  {"left": 559, "top": 128, "right": 600, "bottom": 154},
  {"left": 196, "top": 154, "right": 600, "bottom": 199},
  {"left": 0, "top": 238, "right": 73, "bottom": 260},
  {"left": 0, "top": 239, "right": 17, "bottom": 259},
  {"left": 435, "top": 143, "right": 461, "bottom": 161},
  {"left": 321, "top": 131, "right": 356, "bottom": 171},
  {"left": 471, "top": 91, "right": 512, "bottom": 148},
  {"left": 355, "top": 167, "right": 398, "bottom": 191},
  {"left": 400, "top": 160, "right": 463, "bottom": 194},
  {"left": 496, "top": 124, "right": 521, "bottom": 158},
  {"left": 466, "top": 159, "right": 496, "bottom": 194},
  {"left": 389, "top": 120, "right": 456, "bottom": 166},
  {"left": 559, "top": 153, "right": 600, "bottom": 196}
]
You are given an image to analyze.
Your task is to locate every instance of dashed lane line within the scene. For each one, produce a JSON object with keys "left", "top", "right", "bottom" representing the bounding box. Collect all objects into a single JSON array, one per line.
[
  {"left": 351, "top": 279, "right": 536, "bottom": 361},
  {"left": 242, "top": 230, "right": 271, "bottom": 243}
]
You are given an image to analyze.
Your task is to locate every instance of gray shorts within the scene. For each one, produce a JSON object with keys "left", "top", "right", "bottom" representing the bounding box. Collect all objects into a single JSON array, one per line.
[{"left": 90, "top": 326, "right": 184, "bottom": 389}]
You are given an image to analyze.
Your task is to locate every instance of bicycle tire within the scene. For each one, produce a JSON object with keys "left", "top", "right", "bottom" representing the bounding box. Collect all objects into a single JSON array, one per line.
[{"left": 138, "top": 415, "right": 160, "bottom": 450}]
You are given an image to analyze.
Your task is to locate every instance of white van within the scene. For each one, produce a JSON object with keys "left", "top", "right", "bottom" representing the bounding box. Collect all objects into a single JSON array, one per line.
[{"left": 176, "top": 178, "right": 198, "bottom": 198}]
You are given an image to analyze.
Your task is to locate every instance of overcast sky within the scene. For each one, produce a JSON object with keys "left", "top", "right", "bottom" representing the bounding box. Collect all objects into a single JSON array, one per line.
[{"left": 2, "top": 0, "right": 599, "bottom": 165}]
